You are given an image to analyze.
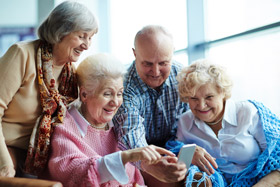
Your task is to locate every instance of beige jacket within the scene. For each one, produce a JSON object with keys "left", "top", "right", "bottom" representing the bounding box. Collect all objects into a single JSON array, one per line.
[{"left": 0, "top": 40, "right": 63, "bottom": 169}]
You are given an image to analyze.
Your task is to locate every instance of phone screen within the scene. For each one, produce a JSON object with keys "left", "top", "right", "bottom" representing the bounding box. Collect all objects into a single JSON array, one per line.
[{"left": 177, "top": 144, "right": 196, "bottom": 169}]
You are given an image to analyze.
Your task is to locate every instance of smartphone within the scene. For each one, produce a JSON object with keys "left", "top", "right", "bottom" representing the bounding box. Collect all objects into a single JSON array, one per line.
[{"left": 177, "top": 144, "right": 196, "bottom": 169}]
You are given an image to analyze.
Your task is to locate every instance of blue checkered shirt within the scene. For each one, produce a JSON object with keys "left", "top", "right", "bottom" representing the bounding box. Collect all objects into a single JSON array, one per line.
[{"left": 112, "top": 60, "right": 189, "bottom": 150}]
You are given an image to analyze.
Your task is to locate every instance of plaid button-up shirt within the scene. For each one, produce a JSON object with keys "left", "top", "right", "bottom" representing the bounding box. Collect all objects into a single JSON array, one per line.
[{"left": 113, "top": 60, "right": 189, "bottom": 150}]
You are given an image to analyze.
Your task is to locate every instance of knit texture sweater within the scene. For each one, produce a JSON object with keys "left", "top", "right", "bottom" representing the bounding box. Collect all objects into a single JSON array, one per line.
[{"left": 48, "top": 110, "right": 145, "bottom": 187}]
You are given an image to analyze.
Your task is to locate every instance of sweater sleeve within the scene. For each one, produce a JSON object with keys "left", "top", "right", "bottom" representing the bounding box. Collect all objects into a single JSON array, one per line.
[
  {"left": 0, "top": 43, "right": 28, "bottom": 169},
  {"left": 48, "top": 125, "right": 102, "bottom": 186}
]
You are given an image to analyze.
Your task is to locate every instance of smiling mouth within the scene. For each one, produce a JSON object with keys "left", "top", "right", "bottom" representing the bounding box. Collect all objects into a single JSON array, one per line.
[
  {"left": 148, "top": 75, "right": 160, "bottom": 79},
  {"left": 104, "top": 108, "right": 115, "bottom": 114},
  {"left": 198, "top": 109, "right": 211, "bottom": 114},
  {"left": 74, "top": 49, "right": 82, "bottom": 55}
]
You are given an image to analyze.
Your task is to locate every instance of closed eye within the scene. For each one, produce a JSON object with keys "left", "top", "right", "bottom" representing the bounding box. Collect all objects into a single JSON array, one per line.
[
  {"left": 143, "top": 61, "right": 153, "bottom": 67},
  {"left": 158, "top": 61, "right": 170, "bottom": 66},
  {"left": 104, "top": 92, "right": 111, "bottom": 96},
  {"left": 206, "top": 95, "right": 213, "bottom": 100},
  {"left": 117, "top": 91, "right": 123, "bottom": 96}
]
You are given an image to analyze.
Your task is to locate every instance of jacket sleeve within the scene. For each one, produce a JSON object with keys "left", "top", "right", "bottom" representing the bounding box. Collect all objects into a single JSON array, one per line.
[{"left": 0, "top": 43, "right": 27, "bottom": 169}]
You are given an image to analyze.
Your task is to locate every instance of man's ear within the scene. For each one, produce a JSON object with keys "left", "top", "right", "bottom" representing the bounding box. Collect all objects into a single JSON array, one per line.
[{"left": 132, "top": 48, "right": 136, "bottom": 58}]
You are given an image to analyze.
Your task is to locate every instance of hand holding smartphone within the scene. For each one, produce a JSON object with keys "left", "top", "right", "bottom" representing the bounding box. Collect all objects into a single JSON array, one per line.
[{"left": 177, "top": 144, "right": 196, "bottom": 169}]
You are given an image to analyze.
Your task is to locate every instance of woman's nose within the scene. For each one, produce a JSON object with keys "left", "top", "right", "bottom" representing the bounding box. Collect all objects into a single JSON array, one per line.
[
  {"left": 198, "top": 100, "right": 207, "bottom": 109},
  {"left": 81, "top": 39, "right": 90, "bottom": 50},
  {"left": 110, "top": 97, "right": 119, "bottom": 106}
]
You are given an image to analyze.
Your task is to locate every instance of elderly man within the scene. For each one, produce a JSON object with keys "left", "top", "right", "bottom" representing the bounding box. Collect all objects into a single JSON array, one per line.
[{"left": 113, "top": 25, "right": 217, "bottom": 186}]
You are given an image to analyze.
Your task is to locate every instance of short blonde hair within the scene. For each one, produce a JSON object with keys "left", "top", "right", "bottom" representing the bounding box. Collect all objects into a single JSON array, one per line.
[
  {"left": 177, "top": 59, "right": 233, "bottom": 103},
  {"left": 76, "top": 53, "right": 126, "bottom": 94}
]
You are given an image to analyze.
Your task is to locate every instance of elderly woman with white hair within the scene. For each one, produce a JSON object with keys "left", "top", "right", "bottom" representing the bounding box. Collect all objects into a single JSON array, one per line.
[
  {"left": 0, "top": 1, "right": 98, "bottom": 177},
  {"left": 173, "top": 59, "right": 280, "bottom": 187},
  {"left": 47, "top": 53, "right": 175, "bottom": 187}
]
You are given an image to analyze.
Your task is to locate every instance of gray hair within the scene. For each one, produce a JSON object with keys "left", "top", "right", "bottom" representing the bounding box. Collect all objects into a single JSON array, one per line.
[
  {"left": 76, "top": 53, "right": 126, "bottom": 93},
  {"left": 134, "top": 25, "right": 174, "bottom": 48},
  {"left": 177, "top": 59, "right": 233, "bottom": 103},
  {"left": 38, "top": 0, "right": 98, "bottom": 44}
]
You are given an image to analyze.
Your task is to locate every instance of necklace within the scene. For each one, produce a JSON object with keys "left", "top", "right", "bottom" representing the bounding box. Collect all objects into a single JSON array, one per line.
[
  {"left": 90, "top": 123, "right": 108, "bottom": 129},
  {"left": 78, "top": 106, "right": 108, "bottom": 130},
  {"left": 205, "top": 115, "right": 224, "bottom": 126}
]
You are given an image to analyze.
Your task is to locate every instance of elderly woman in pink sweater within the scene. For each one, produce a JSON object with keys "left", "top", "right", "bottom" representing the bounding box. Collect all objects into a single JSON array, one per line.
[
  {"left": 0, "top": 1, "right": 98, "bottom": 177},
  {"left": 47, "top": 53, "right": 175, "bottom": 187}
]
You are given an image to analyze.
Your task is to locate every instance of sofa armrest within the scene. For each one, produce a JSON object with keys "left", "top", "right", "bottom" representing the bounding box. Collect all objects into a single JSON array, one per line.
[{"left": 0, "top": 177, "right": 62, "bottom": 187}]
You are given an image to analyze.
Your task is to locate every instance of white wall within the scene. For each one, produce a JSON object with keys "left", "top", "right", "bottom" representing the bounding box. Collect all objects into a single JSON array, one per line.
[
  {"left": 0, "top": 0, "right": 37, "bottom": 26},
  {"left": 0, "top": 0, "right": 103, "bottom": 60}
]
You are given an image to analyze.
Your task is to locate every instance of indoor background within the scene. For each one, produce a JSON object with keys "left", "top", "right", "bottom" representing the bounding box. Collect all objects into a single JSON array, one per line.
[{"left": 0, "top": 0, "right": 279, "bottom": 115}]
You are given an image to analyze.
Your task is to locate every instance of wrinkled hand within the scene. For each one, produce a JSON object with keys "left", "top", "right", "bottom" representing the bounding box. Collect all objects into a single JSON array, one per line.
[
  {"left": 0, "top": 165, "right": 15, "bottom": 177},
  {"left": 191, "top": 146, "right": 218, "bottom": 175},
  {"left": 252, "top": 170, "right": 280, "bottom": 187},
  {"left": 122, "top": 145, "right": 175, "bottom": 165},
  {"left": 141, "top": 156, "right": 187, "bottom": 183}
]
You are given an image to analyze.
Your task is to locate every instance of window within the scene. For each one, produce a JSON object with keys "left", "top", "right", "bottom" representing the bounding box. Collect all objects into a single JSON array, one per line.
[
  {"left": 204, "top": 0, "right": 280, "bottom": 115},
  {"left": 205, "top": 0, "right": 280, "bottom": 40},
  {"left": 110, "top": 0, "right": 188, "bottom": 65}
]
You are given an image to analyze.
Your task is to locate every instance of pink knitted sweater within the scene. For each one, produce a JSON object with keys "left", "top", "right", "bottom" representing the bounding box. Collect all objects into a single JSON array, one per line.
[{"left": 48, "top": 110, "right": 145, "bottom": 187}]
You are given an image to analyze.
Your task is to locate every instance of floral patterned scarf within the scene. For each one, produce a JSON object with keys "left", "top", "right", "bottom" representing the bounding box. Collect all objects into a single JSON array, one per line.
[{"left": 25, "top": 41, "right": 78, "bottom": 175}]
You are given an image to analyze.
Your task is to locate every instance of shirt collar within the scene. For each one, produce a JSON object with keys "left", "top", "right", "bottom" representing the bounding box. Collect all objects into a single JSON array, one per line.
[
  {"left": 68, "top": 105, "right": 89, "bottom": 137},
  {"left": 68, "top": 105, "right": 114, "bottom": 137},
  {"left": 193, "top": 115, "right": 209, "bottom": 130},
  {"left": 223, "top": 99, "right": 238, "bottom": 126}
]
